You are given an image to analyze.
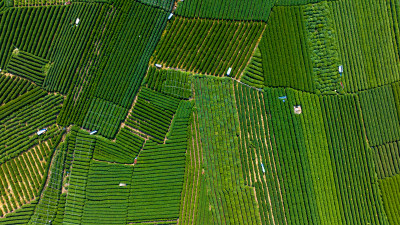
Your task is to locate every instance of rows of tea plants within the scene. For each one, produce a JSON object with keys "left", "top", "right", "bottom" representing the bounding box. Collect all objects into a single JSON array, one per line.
[
  {"left": 7, "top": 50, "right": 50, "bottom": 86},
  {"left": 175, "top": 0, "right": 274, "bottom": 21},
  {"left": 139, "top": 87, "right": 181, "bottom": 110},
  {"left": 321, "top": 94, "right": 389, "bottom": 224},
  {"left": 303, "top": 2, "right": 341, "bottom": 94},
  {"left": 0, "top": 93, "right": 63, "bottom": 164},
  {"left": 0, "top": 87, "right": 46, "bottom": 121},
  {"left": 144, "top": 67, "right": 192, "bottom": 99},
  {"left": 53, "top": 193, "right": 66, "bottom": 224},
  {"left": 29, "top": 144, "right": 66, "bottom": 224},
  {"left": 0, "top": 199, "right": 38, "bottom": 224},
  {"left": 263, "top": 87, "right": 319, "bottom": 225},
  {"left": 388, "top": 0, "right": 400, "bottom": 60},
  {"left": 81, "top": 161, "right": 133, "bottom": 225},
  {"left": 0, "top": 5, "right": 70, "bottom": 69},
  {"left": 276, "top": 0, "right": 334, "bottom": 5},
  {"left": 0, "top": 142, "right": 52, "bottom": 216},
  {"left": 13, "top": 0, "right": 67, "bottom": 7},
  {"left": 391, "top": 81, "right": 400, "bottom": 118},
  {"left": 240, "top": 47, "right": 264, "bottom": 88},
  {"left": 50, "top": 2, "right": 116, "bottom": 127},
  {"left": 82, "top": 98, "right": 128, "bottom": 139},
  {"left": 373, "top": 141, "right": 400, "bottom": 179},
  {"left": 126, "top": 88, "right": 180, "bottom": 143},
  {"left": 178, "top": 109, "right": 204, "bottom": 225},
  {"left": 160, "top": 69, "right": 192, "bottom": 99},
  {"left": 193, "top": 76, "right": 260, "bottom": 224},
  {"left": 0, "top": 74, "right": 35, "bottom": 105},
  {"left": 54, "top": 1, "right": 168, "bottom": 128},
  {"left": 63, "top": 128, "right": 95, "bottom": 224},
  {"left": 153, "top": 17, "right": 265, "bottom": 78},
  {"left": 45, "top": 3, "right": 109, "bottom": 94},
  {"left": 93, "top": 1, "right": 169, "bottom": 109},
  {"left": 235, "top": 84, "right": 286, "bottom": 225},
  {"left": 127, "top": 101, "right": 192, "bottom": 223},
  {"left": 286, "top": 89, "right": 342, "bottom": 224},
  {"left": 330, "top": 0, "right": 400, "bottom": 92},
  {"left": 93, "top": 128, "right": 145, "bottom": 164},
  {"left": 0, "top": 0, "right": 10, "bottom": 13},
  {"left": 259, "top": 6, "right": 314, "bottom": 92},
  {"left": 138, "top": 0, "right": 173, "bottom": 11},
  {"left": 379, "top": 173, "right": 400, "bottom": 225},
  {"left": 359, "top": 85, "right": 400, "bottom": 146}
]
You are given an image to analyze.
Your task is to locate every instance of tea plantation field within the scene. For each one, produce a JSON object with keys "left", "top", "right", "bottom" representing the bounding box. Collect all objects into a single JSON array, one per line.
[{"left": 0, "top": 0, "right": 399, "bottom": 224}]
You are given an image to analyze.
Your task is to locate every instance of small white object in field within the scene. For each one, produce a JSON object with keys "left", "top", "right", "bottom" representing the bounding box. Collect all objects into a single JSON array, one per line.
[
  {"left": 226, "top": 67, "right": 232, "bottom": 76},
  {"left": 294, "top": 105, "right": 302, "bottom": 115},
  {"left": 37, "top": 128, "right": 47, "bottom": 136}
]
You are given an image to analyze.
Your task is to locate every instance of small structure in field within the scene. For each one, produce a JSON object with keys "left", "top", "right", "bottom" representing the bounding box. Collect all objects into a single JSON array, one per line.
[
  {"left": 89, "top": 130, "right": 97, "bottom": 135},
  {"left": 168, "top": 13, "right": 174, "bottom": 20},
  {"left": 75, "top": 18, "right": 80, "bottom": 26},
  {"left": 338, "top": 65, "right": 343, "bottom": 74},
  {"left": 37, "top": 128, "right": 47, "bottom": 136},
  {"left": 226, "top": 67, "right": 232, "bottom": 76},
  {"left": 12, "top": 48, "right": 20, "bottom": 56},
  {"left": 65, "top": 1, "right": 71, "bottom": 5},
  {"left": 155, "top": 64, "right": 162, "bottom": 68},
  {"left": 261, "top": 163, "right": 265, "bottom": 173},
  {"left": 134, "top": 157, "right": 138, "bottom": 164},
  {"left": 294, "top": 105, "right": 302, "bottom": 115},
  {"left": 119, "top": 183, "right": 127, "bottom": 187},
  {"left": 278, "top": 96, "right": 287, "bottom": 102}
]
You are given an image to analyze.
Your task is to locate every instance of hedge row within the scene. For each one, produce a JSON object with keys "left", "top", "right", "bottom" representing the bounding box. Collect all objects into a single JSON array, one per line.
[{"left": 303, "top": 2, "right": 341, "bottom": 94}]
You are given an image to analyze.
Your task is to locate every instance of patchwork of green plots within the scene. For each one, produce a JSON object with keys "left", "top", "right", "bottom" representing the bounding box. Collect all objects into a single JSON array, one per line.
[{"left": 1, "top": 0, "right": 400, "bottom": 224}]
